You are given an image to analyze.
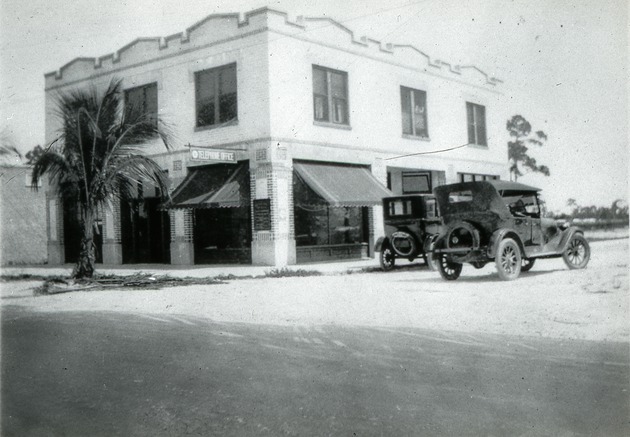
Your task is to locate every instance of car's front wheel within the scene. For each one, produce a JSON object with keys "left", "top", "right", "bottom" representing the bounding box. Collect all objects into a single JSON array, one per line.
[
  {"left": 436, "top": 254, "right": 463, "bottom": 280},
  {"left": 495, "top": 238, "right": 522, "bottom": 281},
  {"left": 379, "top": 245, "right": 395, "bottom": 271},
  {"left": 563, "top": 234, "right": 590, "bottom": 269}
]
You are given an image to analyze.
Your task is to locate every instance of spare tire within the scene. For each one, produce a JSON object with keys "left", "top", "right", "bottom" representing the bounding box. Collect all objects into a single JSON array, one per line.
[
  {"left": 444, "top": 221, "right": 480, "bottom": 263},
  {"left": 390, "top": 231, "right": 417, "bottom": 258}
]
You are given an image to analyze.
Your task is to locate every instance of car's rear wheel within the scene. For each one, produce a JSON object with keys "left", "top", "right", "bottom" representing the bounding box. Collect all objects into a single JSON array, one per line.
[
  {"left": 423, "top": 253, "right": 439, "bottom": 271},
  {"left": 495, "top": 238, "right": 522, "bottom": 281},
  {"left": 521, "top": 258, "right": 536, "bottom": 272},
  {"left": 379, "top": 245, "right": 395, "bottom": 271},
  {"left": 423, "top": 235, "right": 439, "bottom": 271},
  {"left": 563, "top": 234, "right": 590, "bottom": 269},
  {"left": 437, "top": 254, "right": 463, "bottom": 280}
]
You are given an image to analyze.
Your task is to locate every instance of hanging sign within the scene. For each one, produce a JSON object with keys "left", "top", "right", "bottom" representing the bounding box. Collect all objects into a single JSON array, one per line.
[{"left": 190, "top": 148, "right": 236, "bottom": 163}]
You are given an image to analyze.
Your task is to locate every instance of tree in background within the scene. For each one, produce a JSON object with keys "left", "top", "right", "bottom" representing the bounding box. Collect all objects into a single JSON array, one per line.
[
  {"left": 31, "top": 78, "right": 172, "bottom": 279},
  {"left": 561, "top": 198, "right": 629, "bottom": 224},
  {"left": 612, "top": 199, "right": 629, "bottom": 218},
  {"left": 507, "top": 115, "right": 550, "bottom": 182}
]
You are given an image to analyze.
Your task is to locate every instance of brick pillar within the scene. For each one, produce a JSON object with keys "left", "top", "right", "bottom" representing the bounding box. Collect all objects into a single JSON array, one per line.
[
  {"left": 250, "top": 143, "right": 296, "bottom": 266},
  {"left": 170, "top": 209, "right": 194, "bottom": 265},
  {"left": 102, "top": 199, "right": 123, "bottom": 264},
  {"left": 46, "top": 194, "right": 64, "bottom": 265}
]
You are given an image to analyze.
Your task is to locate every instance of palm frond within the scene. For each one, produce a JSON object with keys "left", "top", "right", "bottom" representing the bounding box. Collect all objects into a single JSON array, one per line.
[
  {"left": 101, "top": 154, "right": 170, "bottom": 202},
  {"left": 0, "top": 145, "right": 22, "bottom": 158},
  {"left": 31, "top": 147, "right": 80, "bottom": 200}
]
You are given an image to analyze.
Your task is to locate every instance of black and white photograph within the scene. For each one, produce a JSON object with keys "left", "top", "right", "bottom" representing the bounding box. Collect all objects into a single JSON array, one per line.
[{"left": 1, "top": 0, "right": 628, "bottom": 435}]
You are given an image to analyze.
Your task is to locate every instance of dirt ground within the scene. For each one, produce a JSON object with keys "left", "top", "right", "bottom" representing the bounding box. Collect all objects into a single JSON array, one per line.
[{"left": 2, "top": 239, "right": 628, "bottom": 342}]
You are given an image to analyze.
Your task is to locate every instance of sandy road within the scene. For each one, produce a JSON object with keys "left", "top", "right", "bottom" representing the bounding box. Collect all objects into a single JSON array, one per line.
[{"left": 2, "top": 239, "right": 628, "bottom": 342}]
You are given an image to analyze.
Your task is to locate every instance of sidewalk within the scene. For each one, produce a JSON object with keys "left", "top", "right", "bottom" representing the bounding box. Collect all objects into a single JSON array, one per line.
[
  {"left": 0, "top": 257, "right": 387, "bottom": 279},
  {"left": 2, "top": 231, "right": 625, "bottom": 280}
]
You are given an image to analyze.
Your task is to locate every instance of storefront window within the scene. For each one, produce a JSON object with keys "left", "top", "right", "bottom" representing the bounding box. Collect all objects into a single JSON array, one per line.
[{"left": 293, "top": 174, "right": 367, "bottom": 247}]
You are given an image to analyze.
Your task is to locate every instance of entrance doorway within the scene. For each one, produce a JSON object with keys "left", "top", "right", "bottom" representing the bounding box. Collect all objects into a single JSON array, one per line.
[
  {"left": 120, "top": 197, "right": 170, "bottom": 264},
  {"left": 166, "top": 161, "right": 252, "bottom": 265},
  {"left": 193, "top": 207, "right": 251, "bottom": 264}
]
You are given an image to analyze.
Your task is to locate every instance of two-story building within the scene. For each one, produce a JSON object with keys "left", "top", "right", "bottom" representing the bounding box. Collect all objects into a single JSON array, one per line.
[{"left": 44, "top": 8, "right": 507, "bottom": 267}]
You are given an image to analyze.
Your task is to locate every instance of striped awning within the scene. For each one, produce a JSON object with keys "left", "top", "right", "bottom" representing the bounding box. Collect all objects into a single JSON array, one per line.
[
  {"left": 166, "top": 163, "right": 248, "bottom": 209},
  {"left": 293, "top": 161, "right": 392, "bottom": 207}
]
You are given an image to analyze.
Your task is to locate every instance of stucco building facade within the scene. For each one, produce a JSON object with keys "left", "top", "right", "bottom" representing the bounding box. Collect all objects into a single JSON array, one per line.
[
  {"left": 0, "top": 165, "right": 48, "bottom": 265},
  {"left": 44, "top": 8, "right": 507, "bottom": 267}
]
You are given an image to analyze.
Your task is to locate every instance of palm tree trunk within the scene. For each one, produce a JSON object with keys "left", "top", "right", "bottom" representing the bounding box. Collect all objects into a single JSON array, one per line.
[{"left": 72, "top": 207, "right": 96, "bottom": 279}]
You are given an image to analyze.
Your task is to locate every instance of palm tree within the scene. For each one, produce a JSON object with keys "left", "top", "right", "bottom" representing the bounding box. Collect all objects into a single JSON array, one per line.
[
  {"left": 32, "top": 78, "right": 172, "bottom": 278},
  {"left": 0, "top": 129, "right": 22, "bottom": 163}
]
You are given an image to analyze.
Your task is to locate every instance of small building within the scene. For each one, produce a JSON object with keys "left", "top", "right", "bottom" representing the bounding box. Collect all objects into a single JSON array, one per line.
[
  {"left": 0, "top": 165, "right": 48, "bottom": 265},
  {"left": 43, "top": 8, "right": 507, "bottom": 267}
]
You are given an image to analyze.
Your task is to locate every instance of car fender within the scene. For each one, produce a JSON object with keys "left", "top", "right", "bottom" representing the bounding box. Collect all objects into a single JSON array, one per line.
[
  {"left": 558, "top": 227, "right": 585, "bottom": 252},
  {"left": 423, "top": 233, "right": 439, "bottom": 254},
  {"left": 374, "top": 236, "right": 388, "bottom": 253},
  {"left": 429, "top": 230, "right": 449, "bottom": 252},
  {"left": 487, "top": 228, "right": 525, "bottom": 259}
]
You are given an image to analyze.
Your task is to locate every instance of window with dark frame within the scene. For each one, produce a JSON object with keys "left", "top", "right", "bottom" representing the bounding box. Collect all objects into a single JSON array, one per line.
[
  {"left": 466, "top": 102, "right": 487, "bottom": 146},
  {"left": 313, "top": 65, "right": 349, "bottom": 125},
  {"left": 401, "top": 86, "right": 428, "bottom": 138},
  {"left": 458, "top": 172, "right": 499, "bottom": 182},
  {"left": 402, "top": 172, "right": 431, "bottom": 194},
  {"left": 124, "top": 82, "right": 158, "bottom": 130},
  {"left": 195, "top": 63, "right": 237, "bottom": 128}
]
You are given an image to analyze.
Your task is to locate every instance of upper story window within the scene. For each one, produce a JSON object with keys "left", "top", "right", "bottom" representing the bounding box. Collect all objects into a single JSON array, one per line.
[
  {"left": 195, "top": 63, "right": 237, "bottom": 128},
  {"left": 401, "top": 86, "right": 428, "bottom": 138},
  {"left": 466, "top": 102, "right": 487, "bottom": 146},
  {"left": 124, "top": 82, "right": 158, "bottom": 130},
  {"left": 313, "top": 65, "right": 349, "bottom": 126}
]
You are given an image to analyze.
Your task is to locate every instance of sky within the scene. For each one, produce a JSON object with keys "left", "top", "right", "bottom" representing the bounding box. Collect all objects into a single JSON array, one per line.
[{"left": 0, "top": 0, "right": 627, "bottom": 211}]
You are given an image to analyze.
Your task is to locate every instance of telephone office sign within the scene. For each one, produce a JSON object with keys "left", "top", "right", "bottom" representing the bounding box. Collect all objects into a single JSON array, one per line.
[{"left": 190, "top": 148, "right": 236, "bottom": 163}]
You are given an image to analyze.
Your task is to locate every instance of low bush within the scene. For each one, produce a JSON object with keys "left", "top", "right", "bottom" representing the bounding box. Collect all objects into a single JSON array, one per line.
[{"left": 263, "top": 268, "right": 322, "bottom": 278}]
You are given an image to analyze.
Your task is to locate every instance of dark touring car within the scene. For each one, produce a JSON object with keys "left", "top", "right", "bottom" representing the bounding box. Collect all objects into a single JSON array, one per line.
[
  {"left": 428, "top": 180, "right": 590, "bottom": 281},
  {"left": 374, "top": 194, "right": 441, "bottom": 270}
]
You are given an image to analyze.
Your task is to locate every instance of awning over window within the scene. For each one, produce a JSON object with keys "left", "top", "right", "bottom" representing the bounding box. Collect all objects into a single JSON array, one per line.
[
  {"left": 166, "top": 163, "right": 248, "bottom": 209},
  {"left": 293, "top": 162, "right": 392, "bottom": 207}
]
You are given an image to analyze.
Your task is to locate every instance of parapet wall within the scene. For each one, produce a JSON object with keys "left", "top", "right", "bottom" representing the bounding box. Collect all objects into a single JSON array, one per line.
[{"left": 45, "top": 7, "right": 501, "bottom": 90}]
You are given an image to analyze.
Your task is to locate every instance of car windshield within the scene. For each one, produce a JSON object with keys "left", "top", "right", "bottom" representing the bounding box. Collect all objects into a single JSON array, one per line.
[{"left": 501, "top": 193, "right": 540, "bottom": 218}]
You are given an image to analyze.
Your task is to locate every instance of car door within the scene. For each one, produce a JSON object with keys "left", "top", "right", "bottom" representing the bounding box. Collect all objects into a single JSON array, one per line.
[
  {"left": 513, "top": 215, "right": 533, "bottom": 245},
  {"left": 506, "top": 194, "right": 534, "bottom": 245}
]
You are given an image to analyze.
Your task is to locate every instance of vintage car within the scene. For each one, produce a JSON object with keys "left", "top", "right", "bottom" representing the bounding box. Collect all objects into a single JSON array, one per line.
[
  {"left": 374, "top": 194, "right": 442, "bottom": 270},
  {"left": 429, "top": 180, "right": 590, "bottom": 281}
]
